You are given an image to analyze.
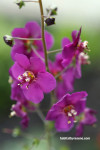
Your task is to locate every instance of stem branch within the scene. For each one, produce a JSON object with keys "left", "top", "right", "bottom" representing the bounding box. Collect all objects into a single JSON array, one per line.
[
  {"left": 39, "top": 0, "right": 49, "bottom": 71},
  {"left": 47, "top": 49, "right": 62, "bottom": 54},
  {"left": 31, "top": 45, "right": 45, "bottom": 62},
  {"left": 13, "top": 37, "right": 42, "bottom": 41}
]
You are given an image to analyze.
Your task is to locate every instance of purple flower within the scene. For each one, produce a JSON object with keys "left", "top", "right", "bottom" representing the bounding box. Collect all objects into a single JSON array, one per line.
[
  {"left": 62, "top": 28, "right": 88, "bottom": 62},
  {"left": 11, "top": 102, "right": 30, "bottom": 128},
  {"left": 11, "top": 53, "right": 56, "bottom": 103},
  {"left": 49, "top": 53, "right": 81, "bottom": 99},
  {"left": 46, "top": 91, "right": 88, "bottom": 132},
  {"left": 76, "top": 108, "right": 97, "bottom": 136},
  {"left": 11, "top": 21, "right": 54, "bottom": 60}
]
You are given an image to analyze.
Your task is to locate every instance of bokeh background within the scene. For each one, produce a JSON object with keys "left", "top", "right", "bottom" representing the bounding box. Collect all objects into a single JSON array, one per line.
[{"left": 0, "top": 0, "right": 100, "bottom": 150}]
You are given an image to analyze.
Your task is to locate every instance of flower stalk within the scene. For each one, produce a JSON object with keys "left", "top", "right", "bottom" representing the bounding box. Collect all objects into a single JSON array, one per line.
[{"left": 39, "top": 0, "right": 49, "bottom": 71}]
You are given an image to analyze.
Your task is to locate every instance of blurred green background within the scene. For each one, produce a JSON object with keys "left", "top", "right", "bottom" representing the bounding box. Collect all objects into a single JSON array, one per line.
[{"left": 0, "top": 0, "right": 100, "bottom": 150}]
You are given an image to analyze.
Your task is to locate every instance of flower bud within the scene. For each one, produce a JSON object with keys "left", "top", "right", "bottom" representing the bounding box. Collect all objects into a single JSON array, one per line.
[
  {"left": 45, "top": 18, "right": 55, "bottom": 26},
  {"left": 3, "top": 35, "right": 13, "bottom": 47},
  {"left": 16, "top": 0, "right": 25, "bottom": 9},
  {"left": 46, "top": 6, "right": 58, "bottom": 16}
]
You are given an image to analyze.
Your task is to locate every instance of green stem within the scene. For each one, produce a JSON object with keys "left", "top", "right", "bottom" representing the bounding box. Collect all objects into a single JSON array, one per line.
[
  {"left": 31, "top": 45, "right": 45, "bottom": 62},
  {"left": 47, "top": 49, "right": 62, "bottom": 54},
  {"left": 39, "top": 0, "right": 49, "bottom": 71},
  {"left": 13, "top": 37, "right": 42, "bottom": 41},
  {"left": 23, "top": 0, "right": 39, "bottom": 2}
]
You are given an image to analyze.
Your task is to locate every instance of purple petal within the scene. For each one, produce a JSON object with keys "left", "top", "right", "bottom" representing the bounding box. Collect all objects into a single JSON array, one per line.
[
  {"left": 73, "top": 27, "right": 82, "bottom": 47},
  {"left": 15, "top": 54, "right": 30, "bottom": 69},
  {"left": 55, "top": 82, "right": 67, "bottom": 100},
  {"left": 62, "top": 58, "right": 71, "bottom": 67},
  {"left": 11, "top": 62, "right": 25, "bottom": 79},
  {"left": 70, "top": 91, "right": 88, "bottom": 103},
  {"left": 63, "top": 67, "right": 75, "bottom": 92},
  {"left": 45, "top": 31, "right": 54, "bottom": 50},
  {"left": 25, "top": 21, "right": 41, "bottom": 38},
  {"left": 62, "top": 37, "right": 71, "bottom": 48},
  {"left": 11, "top": 44, "right": 25, "bottom": 61},
  {"left": 55, "top": 114, "right": 74, "bottom": 132},
  {"left": 62, "top": 43, "right": 75, "bottom": 59},
  {"left": 12, "top": 28, "right": 28, "bottom": 43},
  {"left": 23, "top": 82, "right": 44, "bottom": 103},
  {"left": 21, "top": 115, "right": 29, "bottom": 128},
  {"left": 75, "top": 61, "right": 82, "bottom": 79},
  {"left": 30, "top": 57, "right": 46, "bottom": 73},
  {"left": 74, "top": 100, "right": 86, "bottom": 115},
  {"left": 82, "top": 108, "right": 97, "bottom": 125},
  {"left": 71, "top": 30, "right": 78, "bottom": 41},
  {"left": 11, "top": 81, "right": 25, "bottom": 101},
  {"left": 46, "top": 109, "right": 61, "bottom": 121},
  {"left": 12, "top": 28, "right": 28, "bottom": 38},
  {"left": 36, "top": 72, "right": 56, "bottom": 93},
  {"left": 76, "top": 123, "right": 84, "bottom": 137}
]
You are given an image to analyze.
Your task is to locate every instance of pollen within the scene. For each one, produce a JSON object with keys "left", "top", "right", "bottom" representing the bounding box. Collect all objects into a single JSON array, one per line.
[
  {"left": 64, "top": 105, "right": 77, "bottom": 124},
  {"left": 17, "top": 71, "right": 35, "bottom": 89},
  {"left": 68, "top": 121, "right": 71, "bottom": 124}
]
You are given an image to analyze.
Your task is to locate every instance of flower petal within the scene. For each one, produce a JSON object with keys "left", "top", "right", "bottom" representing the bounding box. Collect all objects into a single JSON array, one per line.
[
  {"left": 75, "top": 100, "right": 86, "bottom": 115},
  {"left": 36, "top": 72, "right": 56, "bottom": 93},
  {"left": 25, "top": 21, "right": 41, "bottom": 38},
  {"left": 30, "top": 57, "right": 46, "bottom": 73},
  {"left": 12, "top": 28, "right": 28, "bottom": 43},
  {"left": 11, "top": 44, "right": 25, "bottom": 61},
  {"left": 15, "top": 54, "right": 30, "bottom": 69},
  {"left": 55, "top": 114, "right": 74, "bottom": 132},
  {"left": 62, "top": 37, "right": 71, "bottom": 48},
  {"left": 45, "top": 31, "right": 54, "bottom": 50},
  {"left": 11, "top": 62, "right": 25, "bottom": 79},
  {"left": 23, "top": 82, "right": 44, "bottom": 103},
  {"left": 71, "top": 30, "right": 78, "bottom": 41},
  {"left": 76, "top": 123, "right": 84, "bottom": 137},
  {"left": 62, "top": 43, "right": 75, "bottom": 59},
  {"left": 70, "top": 91, "right": 88, "bottom": 103}
]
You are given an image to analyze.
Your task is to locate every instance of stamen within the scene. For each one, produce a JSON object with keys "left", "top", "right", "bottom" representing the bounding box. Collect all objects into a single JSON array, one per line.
[
  {"left": 68, "top": 112, "right": 72, "bottom": 117},
  {"left": 83, "top": 41, "right": 88, "bottom": 48},
  {"left": 23, "top": 72, "right": 28, "bottom": 77},
  {"left": 25, "top": 78, "right": 30, "bottom": 82},
  {"left": 18, "top": 75, "right": 22, "bottom": 80},
  {"left": 17, "top": 71, "right": 35, "bottom": 89},
  {"left": 68, "top": 121, "right": 71, "bottom": 124},
  {"left": 71, "top": 109, "right": 75, "bottom": 114}
]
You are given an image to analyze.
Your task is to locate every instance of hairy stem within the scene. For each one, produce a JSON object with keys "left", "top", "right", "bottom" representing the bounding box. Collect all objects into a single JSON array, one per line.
[
  {"left": 13, "top": 37, "right": 42, "bottom": 41},
  {"left": 47, "top": 49, "right": 62, "bottom": 54},
  {"left": 39, "top": 0, "right": 49, "bottom": 71},
  {"left": 22, "top": 0, "right": 39, "bottom": 2},
  {"left": 31, "top": 45, "right": 45, "bottom": 62}
]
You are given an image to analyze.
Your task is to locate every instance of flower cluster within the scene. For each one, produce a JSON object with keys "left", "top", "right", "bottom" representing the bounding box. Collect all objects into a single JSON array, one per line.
[
  {"left": 9, "top": 22, "right": 56, "bottom": 127},
  {"left": 7, "top": 21, "right": 97, "bottom": 135}
]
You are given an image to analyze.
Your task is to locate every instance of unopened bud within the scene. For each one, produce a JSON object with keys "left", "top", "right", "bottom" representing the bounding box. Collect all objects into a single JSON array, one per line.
[
  {"left": 16, "top": 0, "right": 25, "bottom": 9},
  {"left": 3, "top": 35, "right": 13, "bottom": 47},
  {"left": 45, "top": 18, "right": 55, "bottom": 26}
]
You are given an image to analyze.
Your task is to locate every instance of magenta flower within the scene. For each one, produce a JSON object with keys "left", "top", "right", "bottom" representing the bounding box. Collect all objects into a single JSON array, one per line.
[
  {"left": 11, "top": 21, "right": 54, "bottom": 60},
  {"left": 46, "top": 91, "right": 88, "bottom": 132},
  {"left": 11, "top": 53, "right": 56, "bottom": 103},
  {"left": 76, "top": 108, "right": 97, "bottom": 136},
  {"left": 12, "top": 101, "right": 30, "bottom": 128},
  {"left": 62, "top": 28, "right": 88, "bottom": 62},
  {"left": 49, "top": 53, "right": 81, "bottom": 99}
]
